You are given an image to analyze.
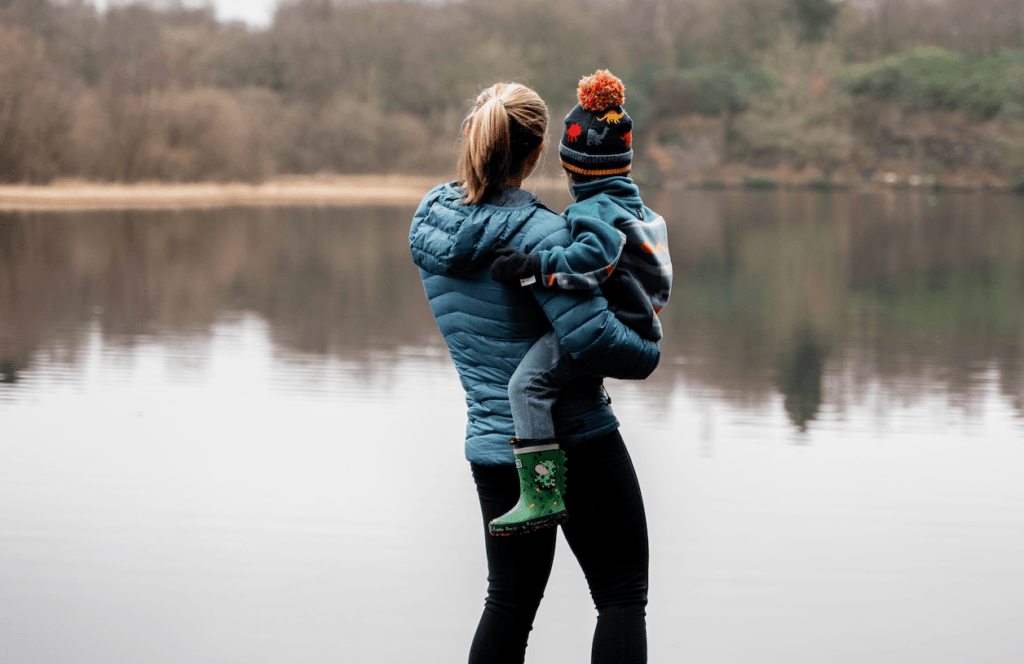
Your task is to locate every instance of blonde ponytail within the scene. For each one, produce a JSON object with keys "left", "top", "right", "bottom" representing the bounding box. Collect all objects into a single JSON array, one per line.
[{"left": 458, "top": 83, "right": 548, "bottom": 205}]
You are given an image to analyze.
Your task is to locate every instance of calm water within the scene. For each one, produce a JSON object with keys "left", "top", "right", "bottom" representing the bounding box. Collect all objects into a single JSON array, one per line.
[{"left": 1, "top": 190, "right": 1023, "bottom": 663}]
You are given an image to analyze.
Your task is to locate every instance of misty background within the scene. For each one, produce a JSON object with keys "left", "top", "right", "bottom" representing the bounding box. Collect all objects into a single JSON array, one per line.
[{"left": 4, "top": 0, "right": 1024, "bottom": 186}]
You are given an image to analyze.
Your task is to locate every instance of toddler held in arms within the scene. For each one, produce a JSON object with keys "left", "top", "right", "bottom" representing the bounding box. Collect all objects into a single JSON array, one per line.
[{"left": 487, "top": 70, "right": 673, "bottom": 535}]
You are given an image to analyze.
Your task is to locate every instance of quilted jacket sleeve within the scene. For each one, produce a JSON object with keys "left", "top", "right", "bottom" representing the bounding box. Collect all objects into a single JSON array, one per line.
[
  {"left": 535, "top": 214, "right": 626, "bottom": 290},
  {"left": 526, "top": 214, "right": 660, "bottom": 381}
]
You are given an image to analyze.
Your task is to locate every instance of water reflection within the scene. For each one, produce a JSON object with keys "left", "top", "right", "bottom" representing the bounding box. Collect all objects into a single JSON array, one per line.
[
  {"left": 777, "top": 329, "right": 826, "bottom": 431},
  {"left": 0, "top": 357, "right": 21, "bottom": 383},
  {"left": 2, "top": 189, "right": 1024, "bottom": 426},
  {"left": 659, "top": 189, "right": 1024, "bottom": 427},
  {"left": 2, "top": 193, "right": 1023, "bottom": 664},
  {"left": 0, "top": 205, "right": 438, "bottom": 362}
]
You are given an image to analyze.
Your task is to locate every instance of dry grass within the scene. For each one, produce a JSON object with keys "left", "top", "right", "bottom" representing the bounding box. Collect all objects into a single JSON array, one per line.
[{"left": 0, "top": 174, "right": 568, "bottom": 211}]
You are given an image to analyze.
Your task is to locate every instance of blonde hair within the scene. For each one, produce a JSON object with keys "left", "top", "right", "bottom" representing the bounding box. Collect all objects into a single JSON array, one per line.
[{"left": 457, "top": 82, "right": 548, "bottom": 205}]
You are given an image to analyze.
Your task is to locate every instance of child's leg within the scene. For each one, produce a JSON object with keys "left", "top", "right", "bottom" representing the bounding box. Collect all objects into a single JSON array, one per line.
[
  {"left": 507, "top": 330, "right": 586, "bottom": 440},
  {"left": 490, "top": 331, "right": 587, "bottom": 536}
]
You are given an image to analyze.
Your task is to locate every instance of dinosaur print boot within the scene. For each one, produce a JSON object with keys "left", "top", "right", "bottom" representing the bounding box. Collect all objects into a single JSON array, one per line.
[{"left": 488, "top": 439, "right": 568, "bottom": 536}]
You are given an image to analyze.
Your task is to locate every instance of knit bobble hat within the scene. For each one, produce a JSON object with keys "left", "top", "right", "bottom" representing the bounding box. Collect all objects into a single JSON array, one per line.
[{"left": 559, "top": 70, "right": 633, "bottom": 178}]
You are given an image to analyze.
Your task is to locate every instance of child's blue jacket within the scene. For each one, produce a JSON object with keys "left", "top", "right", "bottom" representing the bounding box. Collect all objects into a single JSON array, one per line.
[
  {"left": 534, "top": 177, "right": 672, "bottom": 340},
  {"left": 409, "top": 182, "right": 661, "bottom": 465}
]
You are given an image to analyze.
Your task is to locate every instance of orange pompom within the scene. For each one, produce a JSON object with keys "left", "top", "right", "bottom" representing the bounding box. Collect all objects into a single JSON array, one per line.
[{"left": 577, "top": 69, "right": 625, "bottom": 112}]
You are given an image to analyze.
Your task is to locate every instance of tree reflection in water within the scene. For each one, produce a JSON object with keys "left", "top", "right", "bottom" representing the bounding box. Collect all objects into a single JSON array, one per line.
[
  {"left": 2, "top": 189, "right": 1024, "bottom": 429},
  {"left": 0, "top": 358, "right": 21, "bottom": 384},
  {"left": 776, "top": 329, "right": 826, "bottom": 432}
]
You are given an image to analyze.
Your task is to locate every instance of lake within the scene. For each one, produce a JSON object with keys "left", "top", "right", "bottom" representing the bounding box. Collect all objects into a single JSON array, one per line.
[{"left": 1, "top": 189, "right": 1023, "bottom": 663}]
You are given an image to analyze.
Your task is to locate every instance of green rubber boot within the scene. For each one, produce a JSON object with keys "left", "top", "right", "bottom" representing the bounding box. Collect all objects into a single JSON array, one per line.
[{"left": 488, "top": 439, "right": 568, "bottom": 536}]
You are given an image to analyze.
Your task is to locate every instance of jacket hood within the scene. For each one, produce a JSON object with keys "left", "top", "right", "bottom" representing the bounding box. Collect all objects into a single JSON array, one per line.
[{"left": 410, "top": 182, "right": 543, "bottom": 277}]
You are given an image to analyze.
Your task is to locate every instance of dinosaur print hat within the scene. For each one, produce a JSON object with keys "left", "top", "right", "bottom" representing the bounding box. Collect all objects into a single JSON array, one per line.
[{"left": 559, "top": 70, "right": 633, "bottom": 178}]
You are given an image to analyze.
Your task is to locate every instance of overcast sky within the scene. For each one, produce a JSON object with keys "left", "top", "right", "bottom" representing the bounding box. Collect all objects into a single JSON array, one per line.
[{"left": 92, "top": 0, "right": 278, "bottom": 27}]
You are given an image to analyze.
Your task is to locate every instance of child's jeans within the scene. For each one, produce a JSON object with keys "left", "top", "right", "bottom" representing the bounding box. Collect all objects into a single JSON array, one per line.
[{"left": 508, "top": 330, "right": 588, "bottom": 440}]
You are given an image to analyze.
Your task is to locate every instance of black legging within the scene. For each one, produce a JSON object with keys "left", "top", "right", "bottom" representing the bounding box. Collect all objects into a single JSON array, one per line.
[{"left": 468, "top": 429, "right": 649, "bottom": 664}]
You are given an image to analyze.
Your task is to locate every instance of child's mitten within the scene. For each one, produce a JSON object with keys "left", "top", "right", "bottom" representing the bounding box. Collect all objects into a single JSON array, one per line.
[{"left": 490, "top": 243, "right": 541, "bottom": 284}]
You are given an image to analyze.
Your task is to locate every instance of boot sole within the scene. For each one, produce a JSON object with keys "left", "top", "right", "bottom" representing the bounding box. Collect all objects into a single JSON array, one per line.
[{"left": 488, "top": 509, "right": 568, "bottom": 536}]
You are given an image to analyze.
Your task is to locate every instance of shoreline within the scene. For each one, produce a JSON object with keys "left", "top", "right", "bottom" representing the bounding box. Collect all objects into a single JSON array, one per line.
[
  {"left": 0, "top": 175, "right": 568, "bottom": 212},
  {"left": 0, "top": 173, "right": 1015, "bottom": 212}
]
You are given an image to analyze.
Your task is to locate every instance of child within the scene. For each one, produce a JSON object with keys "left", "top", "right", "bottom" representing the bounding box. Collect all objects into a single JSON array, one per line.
[{"left": 487, "top": 70, "right": 672, "bottom": 535}]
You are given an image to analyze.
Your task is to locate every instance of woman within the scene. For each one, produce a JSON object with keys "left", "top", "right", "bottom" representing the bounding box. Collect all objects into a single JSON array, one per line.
[{"left": 409, "top": 82, "right": 658, "bottom": 664}]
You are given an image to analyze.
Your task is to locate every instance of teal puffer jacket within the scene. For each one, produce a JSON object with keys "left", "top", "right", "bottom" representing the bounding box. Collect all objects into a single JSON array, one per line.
[{"left": 410, "top": 182, "right": 661, "bottom": 465}]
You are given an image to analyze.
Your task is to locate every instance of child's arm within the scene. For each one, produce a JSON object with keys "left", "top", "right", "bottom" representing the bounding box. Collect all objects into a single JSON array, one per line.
[{"left": 490, "top": 214, "right": 625, "bottom": 289}]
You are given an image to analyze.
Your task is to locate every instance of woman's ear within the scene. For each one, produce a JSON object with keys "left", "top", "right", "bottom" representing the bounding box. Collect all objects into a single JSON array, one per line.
[
  {"left": 523, "top": 143, "right": 544, "bottom": 178},
  {"left": 507, "top": 142, "right": 546, "bottom": 188}
]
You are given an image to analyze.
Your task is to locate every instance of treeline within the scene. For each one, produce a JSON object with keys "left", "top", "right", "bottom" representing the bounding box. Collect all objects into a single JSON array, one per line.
[{"left": 2, "top": 0, "right": 1024, "bottom": 183}]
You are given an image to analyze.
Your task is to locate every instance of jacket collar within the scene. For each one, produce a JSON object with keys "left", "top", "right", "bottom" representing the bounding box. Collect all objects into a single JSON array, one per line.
[
  {"left": 447, "top": 181, "right": 540, "bottom": 208},
  {"left": 570, "top": 176, "right": 639, "bottom": 203},
  {"left": 483, "top": 185, "right": 539, "bottom": 208}
]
